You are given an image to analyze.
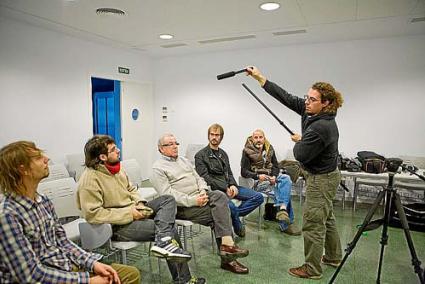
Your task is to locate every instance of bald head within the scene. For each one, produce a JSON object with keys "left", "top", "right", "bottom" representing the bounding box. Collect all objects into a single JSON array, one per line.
[{"left": 251, "top": 129, "right": 266, "bottom": 149}]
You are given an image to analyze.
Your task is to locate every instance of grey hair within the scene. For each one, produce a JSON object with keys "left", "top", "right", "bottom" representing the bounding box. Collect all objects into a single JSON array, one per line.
[{"left": 157, "top": 133, "right": 175, "bottom": 147}]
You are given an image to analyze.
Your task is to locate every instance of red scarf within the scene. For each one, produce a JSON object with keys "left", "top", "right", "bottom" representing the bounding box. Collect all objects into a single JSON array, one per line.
[{"left": 105, "top": 162, "right": 121, "bottom": 175}]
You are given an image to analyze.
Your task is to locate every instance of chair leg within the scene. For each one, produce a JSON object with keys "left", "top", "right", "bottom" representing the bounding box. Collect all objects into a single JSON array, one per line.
[
  {"left": 210, "top": 228, "right": 216, "bottom": 254},
  {"left": 182, "top": 226, "right": 188, "bottom": 250},
  {"left": 121, "top": 250, "right": 127, "bottom": 265},
  {"left": 258, "top": 203, "right": 263, "bottom": 230}
]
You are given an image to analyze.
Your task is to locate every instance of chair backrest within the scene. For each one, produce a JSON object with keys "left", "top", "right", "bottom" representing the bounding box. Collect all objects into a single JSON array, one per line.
[
  {"left": 185, "top": 144, "right": 204, "bottom": 165},
  {"left": 138, "top": 187, "right": 158, "bottom": 201},
  {"left": 65, "top": 153, "right": 85, "bottom": 181},
  {"left": 37, "top": 177, "right": 79, "bottom": 218},
  {"left": 39, "top": 163, "right": 70, "bottom": 183},
  {"left": 239, "top": 176, "right": 255, "bottom": 189},
  {"left": 122, "top": 159, "right": 143, "bottom": 187},
  {"left": 79, "top": 222, "right": 113, "bottom": 250}
]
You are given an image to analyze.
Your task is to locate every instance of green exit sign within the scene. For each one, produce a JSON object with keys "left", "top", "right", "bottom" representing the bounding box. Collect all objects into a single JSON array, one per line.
[{"left": 118, "top": 67, "right": 130, "bottom": 74}]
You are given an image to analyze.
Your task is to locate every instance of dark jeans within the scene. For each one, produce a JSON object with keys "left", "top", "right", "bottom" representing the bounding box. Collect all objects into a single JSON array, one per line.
[
  {"left": 228, "top": 187, "right": 264, "bottom": 232},
  {"left": 112, "top": 195, "right": 191, "bottom": 284}
]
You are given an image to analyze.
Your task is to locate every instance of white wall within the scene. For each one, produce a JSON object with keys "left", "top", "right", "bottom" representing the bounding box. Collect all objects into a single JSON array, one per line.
[
  {"left": 0, "top": 17, "right": 152, "bottom": 163},
  {"left": 153, "top": 35, "right": 425, "bottom": 175}
]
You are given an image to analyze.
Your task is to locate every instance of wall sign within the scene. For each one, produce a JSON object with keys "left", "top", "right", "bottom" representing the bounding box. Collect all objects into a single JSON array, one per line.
[{"left": 118, "top": 67, "right": 130, "bottom": 74}]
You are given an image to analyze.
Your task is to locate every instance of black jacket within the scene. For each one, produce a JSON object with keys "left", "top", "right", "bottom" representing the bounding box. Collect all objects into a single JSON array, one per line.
[
  {"left": 263, "top": 80, "right": 339, "bottom": 174},
  {"left": 194, "top": 146, "right": 238, "bottom": 192}
]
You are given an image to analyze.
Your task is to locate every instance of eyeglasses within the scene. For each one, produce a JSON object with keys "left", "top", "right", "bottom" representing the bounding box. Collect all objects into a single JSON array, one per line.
[
  {"left": 107, "top": 146, "right": 120, "bottom": 153},
  {"left": 304, "top": 95, "right": 320, "bottom": 103},
  {"left": 161, "top": 142, "right": 180, "bottom": 147}
]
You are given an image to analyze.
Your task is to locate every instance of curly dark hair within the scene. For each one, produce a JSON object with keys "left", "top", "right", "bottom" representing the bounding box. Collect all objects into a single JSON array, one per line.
[
  {"left": 84, "top": 135, "right": 115, "bottom": 169},
  {"left": 312, "top": 82, "right": 343, "bottom": 114}
]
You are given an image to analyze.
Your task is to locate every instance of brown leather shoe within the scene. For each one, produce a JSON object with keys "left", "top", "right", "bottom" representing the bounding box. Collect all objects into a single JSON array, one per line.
[
  {"left": 221, "top": 260, "right": 249, "bottom": 274},
  {"left": 288, "top": 264, "right": 322, "bottom": 280},
  {"left": 219, "top": 244, "right": 249, "bottom": 261}
]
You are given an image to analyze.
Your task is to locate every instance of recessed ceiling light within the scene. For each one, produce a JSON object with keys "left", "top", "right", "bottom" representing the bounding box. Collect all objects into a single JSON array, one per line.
[
  {"left": 96, "top": 8, "right": 126, "bottom": 16},
  {"left": 260, "top": 2, "right": 280, "bottom": 11},
  {"left": 159, "top": 34, "right": 174, "bottom": 40}
]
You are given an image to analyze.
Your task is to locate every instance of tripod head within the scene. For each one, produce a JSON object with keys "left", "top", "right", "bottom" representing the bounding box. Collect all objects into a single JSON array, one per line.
[{"left": 386, "top": 158, "right": 403, "bottom": 173}]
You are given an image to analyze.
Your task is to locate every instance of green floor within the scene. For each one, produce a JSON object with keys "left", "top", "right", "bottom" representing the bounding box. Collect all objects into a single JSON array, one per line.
[{"left": 122, "top": 198, "right": 425, "bottom": 284}]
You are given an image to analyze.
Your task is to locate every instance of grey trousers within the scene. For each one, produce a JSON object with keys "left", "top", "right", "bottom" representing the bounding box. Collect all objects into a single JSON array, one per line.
[
  {"left": 176, "top": 190, "right": 233, "bottom": 239},
  {"left": 112, "top": 195, "right": 191, "bottom": 284}
]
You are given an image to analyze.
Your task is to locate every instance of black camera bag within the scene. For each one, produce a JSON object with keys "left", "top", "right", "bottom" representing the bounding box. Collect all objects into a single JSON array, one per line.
[
  {"left": 357, "top": 151, "right": 386, "bottom": 173},
  {"left": 390, "top": 202, "right": 425, "bottom": 232}
]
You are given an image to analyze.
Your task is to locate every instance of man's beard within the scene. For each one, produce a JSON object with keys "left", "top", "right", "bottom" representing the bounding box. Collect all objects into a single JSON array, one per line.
[
  {"left": 107, "top": 159, "right": 120, "bottom": 166},
  {"left": 254, "top": 143, "right": 263, "bottom": 149}
]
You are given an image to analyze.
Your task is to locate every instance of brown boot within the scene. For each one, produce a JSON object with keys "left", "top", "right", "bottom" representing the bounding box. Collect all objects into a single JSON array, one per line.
[{"left": 282, "top": 223, "right": 301, "bottom": 236}]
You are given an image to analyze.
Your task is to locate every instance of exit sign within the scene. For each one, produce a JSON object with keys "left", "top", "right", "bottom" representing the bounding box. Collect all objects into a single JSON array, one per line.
[{"left": 118, "top": 67, "right": 130, "bottom": 74}]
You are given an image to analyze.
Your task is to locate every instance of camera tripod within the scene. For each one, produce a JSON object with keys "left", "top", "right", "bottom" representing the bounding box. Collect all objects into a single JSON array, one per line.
[{"left": 330, "top": 158, "right": 425, "bottom": 284}]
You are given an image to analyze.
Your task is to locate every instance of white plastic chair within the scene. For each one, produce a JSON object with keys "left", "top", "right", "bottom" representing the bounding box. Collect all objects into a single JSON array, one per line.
[
  {"left": 65, "top": 153, "right": 85, "bottom": 181},
  {"left": 184, "top": 144, "right": 204, "bottom": 166},
  {"left": 78, "top": 222, "right": 144, "bottom": 264},
  {"left": 122, "top": 159, "right": 144, "bottom": 187},
  {"left": 138, "top": 187, "right": 158, "bottom": 202},
  {"left": 39, "top": 163, "right": 70, "bottom": 183},
  {"left": 37, "top": 177, "right": 85, "bottom": 241}
]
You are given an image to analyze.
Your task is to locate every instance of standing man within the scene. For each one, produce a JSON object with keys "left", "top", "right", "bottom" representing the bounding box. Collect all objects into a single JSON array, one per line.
[
  {"left": 151, "top": 133, "right": 250, "bottom": 274},
  {"left": 195, "top": 124, "right": 264, "bottom": 237},
  {"left": 241, "top": 129, "right": 301, "bottom": 236},
  {"left": 0, "top": 141, "right": 140, "bottom": 284},
  {"left": 247, "top": 66, "right": 344, "bottom": 280},
  {"left": 77, "top": 135, "right": 205, "bottom": 284}
]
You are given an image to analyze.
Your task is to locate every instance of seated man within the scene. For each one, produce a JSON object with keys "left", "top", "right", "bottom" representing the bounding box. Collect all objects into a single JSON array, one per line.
[
  {"left": 77, "top": 135, "right": 204, "bottom": 284},
  {"left": 241, "top": 129, "right": 301, "bottom": 236},
  {"left": 0, "top": 141, "right": 140, "bottom": 284},
  {"left": 195, "top": 123, "right": 264, "bottom": 237},
  {"left": 151, "top": 133, "right": 250, "bottom": 274}
]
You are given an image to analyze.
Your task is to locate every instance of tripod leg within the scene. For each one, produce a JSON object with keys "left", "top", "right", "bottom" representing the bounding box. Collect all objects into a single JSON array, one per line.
[
  {"left": 393, "top": 193, "right": 425, "bottom": 284},
  {"left": 376, "top": 188, "right": 394, "bottom": 283},
  {"left": 329, "top": 190, "right": 386, "bottom": 284}
]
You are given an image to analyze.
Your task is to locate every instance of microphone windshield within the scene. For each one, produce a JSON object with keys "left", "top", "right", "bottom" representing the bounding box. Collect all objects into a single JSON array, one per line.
[{"left": 217, "top": 71, "right": 236, "bottom": 80}]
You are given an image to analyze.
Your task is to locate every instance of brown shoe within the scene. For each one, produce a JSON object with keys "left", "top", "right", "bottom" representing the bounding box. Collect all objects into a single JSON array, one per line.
[
  {"left": 221, "top": 260, "right": 249, "bottom": 274},
  {"left": 276, "top": 209, "right": 290, "bottom": 223},
  {"left": 219, "top": 244, "right": 249, "bottom": 262},
  {"left": 283, "top": 224, "right": 302, "bottom": 236},
  {"left": 288, "top": 264, "right": 322, "bottom": 280},
  {"left": 321, "top": 255, "right": 341, "bottom": 268}
]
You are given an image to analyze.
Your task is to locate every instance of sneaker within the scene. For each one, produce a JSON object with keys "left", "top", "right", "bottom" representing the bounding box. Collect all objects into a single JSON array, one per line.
[
  {"left": 288, "top": 264, "right": 322, "bottom": 280},
  {"left": 185, "top": 276, "right": 206, "bottom": 284},
  {"left": 150, "top": 236, "right": 192, "bottom": 261},
  {"left": 321, "top": 255, "right": 341, "bottom": 268},
  {"left": 282, "top": 224, "right": 302, "bottom": 236},
  {"left": 276, "top": 209, "right": 289, "bottom": 223}
]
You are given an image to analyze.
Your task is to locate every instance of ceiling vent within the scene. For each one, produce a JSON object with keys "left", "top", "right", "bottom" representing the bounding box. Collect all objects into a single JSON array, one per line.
[
  {"left": 273, "top": 29, "right": 307, "bottom": 36},
  {"left": 160, "top": 43, "right": 188, "bottom": 48},
  {"left": 411, "top": 17, "right": 425, "bottom": 23},
  {"left": 96, "top": 8, "right": 126, "bottom": 16},
  {"left": 199, "top": 35, "right": 256, "bottom": 44}
]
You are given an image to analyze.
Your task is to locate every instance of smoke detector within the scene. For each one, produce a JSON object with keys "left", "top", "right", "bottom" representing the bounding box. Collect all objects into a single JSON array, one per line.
[{"left": 96, "top": 8, "right": 126, "bottom": 16}]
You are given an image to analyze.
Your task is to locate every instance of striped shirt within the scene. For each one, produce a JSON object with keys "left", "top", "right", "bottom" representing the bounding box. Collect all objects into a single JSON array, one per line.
[{"left": 0, "top": 192, "right": 97, "bottom": 283}]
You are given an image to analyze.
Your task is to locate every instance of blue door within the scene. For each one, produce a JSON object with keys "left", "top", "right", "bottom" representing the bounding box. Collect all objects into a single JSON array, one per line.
[{"left": 92, "top": 80, "right": 122, "bottom": 151}]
